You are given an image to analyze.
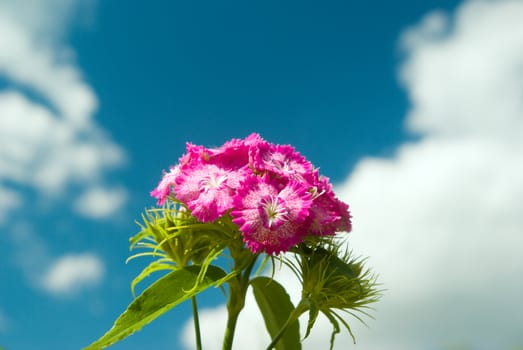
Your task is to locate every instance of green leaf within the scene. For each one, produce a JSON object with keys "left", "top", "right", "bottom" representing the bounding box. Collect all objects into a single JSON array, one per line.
[
  {"left": 84, "top": 265, "right": 228, "bottom": 350},
  {"left": 251, "top": 277, "right": 301, "bottom": 350},
  {"left": 130, "top": 259, "right": 175, "bottom": 297}
]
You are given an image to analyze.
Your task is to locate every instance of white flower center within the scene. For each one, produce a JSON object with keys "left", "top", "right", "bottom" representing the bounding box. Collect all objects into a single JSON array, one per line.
[
  {"left": 261, "top": 196, "right": 287, "bottom": 228},
  {"left": 200, "top": 173, "right": 227, "bottom": 192}
]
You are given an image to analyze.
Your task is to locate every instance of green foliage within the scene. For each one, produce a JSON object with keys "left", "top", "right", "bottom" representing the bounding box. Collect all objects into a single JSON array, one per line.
[
  {"left": 86, "top": 203, "right": 248, "bottom": 350},
  {"left": 83, "top": 265, "right": 229, "bottom": 350},
  {"left": 251, "top": 277, "right": 301, "bottom": 350},
  {"left": 86, "top": 204, "right": 380, "bottom": 350}
]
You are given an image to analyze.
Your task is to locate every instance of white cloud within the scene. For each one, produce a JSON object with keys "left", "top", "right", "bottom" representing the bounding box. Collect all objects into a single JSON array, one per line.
[
  {"left": 0, "top": 3, "right": 97, "bottom": 126},
  {"left": 0, "top": 0, "right": 96, "bottom": 41},
  {"left": 0, "top": 185, "right": 22, "bottom": 223},
  {"left": 0, "top": 92, "right": 124, "bottom": 194},
  {"left": 186, "top": 0, "right": 523, "bottom": 349},
  {"left": 400, "top": 0, "right": 523, "bottom": 139},
  {"left": 74, "top": 186, "right": 127, "bottom": 219},
  {"left": 41, "top": 253, "right": 105, "bottom": 296},
  {"left": 8, "top": 223, "right": 106, "bottom": 297},
  {"left": 339, "top": 137, "right": 523, "bottom": 349},
  {"left": 0, "top": 0, "right": 126, "bottom": 223},
  {"left": 0, "top": 1, "right": 121, "bottom": 300}
]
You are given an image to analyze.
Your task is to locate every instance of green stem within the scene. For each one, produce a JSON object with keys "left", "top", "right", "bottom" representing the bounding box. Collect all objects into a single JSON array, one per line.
[
  {"left": 192, "top": 296, "right": 203, "bottom": 350},
  {"left": 264, "top": 300, "right": 308, "bottom": 350},
  {"left": 222, "top": 254, "right": 259, "bottom": 350},
  {"left": 222, "top": 303, "right": 241, "bottom": 350}
]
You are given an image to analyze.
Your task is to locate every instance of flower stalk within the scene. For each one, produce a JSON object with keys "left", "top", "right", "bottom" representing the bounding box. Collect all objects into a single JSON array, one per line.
[
  {"left": 191, "top": 296, "right": 202, "bottom": 350},
  {"left": 223, "top": 253, "right": 258, "bottom": 350}
]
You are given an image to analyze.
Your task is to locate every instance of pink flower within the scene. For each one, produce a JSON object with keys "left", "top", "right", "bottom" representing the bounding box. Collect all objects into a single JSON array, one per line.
[
  {"left": 183, "top": 142, "right": 212, "bottom": 165},
  {"left": 150, "top": 133, "right": 352, "bottom": 254},
  {"left": 305, "top": 175, "right": 352, "bottom": 236},
  {"left": 251, "top": 142, "right": 313, "bottom": 183},
  {"left": 207, "top": 133, "right": 264, "bottom": 170},
  {"left": 150, "top": 166, "right": 180, "bottom": 205},
  {"left": 231, "top": 175, "right": 312, "bottom": 254},
  {"left": 175, "top": 163, "right": 247, "bottom": 222},
  {"left": 307, "top": 191, "right": 352, "bottom": 236}
]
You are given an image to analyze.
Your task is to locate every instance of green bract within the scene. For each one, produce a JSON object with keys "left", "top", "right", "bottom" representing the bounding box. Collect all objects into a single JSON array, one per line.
[
  {"left": 127, "top": 201, "right": 237, "bottom": 296},
  {"left": 292, "top": 243, "right": 380, "bottom": 349}
]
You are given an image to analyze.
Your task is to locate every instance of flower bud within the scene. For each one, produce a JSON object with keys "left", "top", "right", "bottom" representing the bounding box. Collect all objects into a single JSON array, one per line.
[{"left": 291, "top": 244, "right": 380, "bottom": 347}]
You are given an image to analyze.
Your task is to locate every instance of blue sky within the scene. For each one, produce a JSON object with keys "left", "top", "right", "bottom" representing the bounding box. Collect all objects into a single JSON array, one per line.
[{"left": 1, "top": 0, "right": 523, "bottom": 349}]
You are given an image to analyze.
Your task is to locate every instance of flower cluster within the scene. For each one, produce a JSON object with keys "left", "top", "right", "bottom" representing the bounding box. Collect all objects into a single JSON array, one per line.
[{"left": 151, "top": 133, "right": 351, "bottom": 254}]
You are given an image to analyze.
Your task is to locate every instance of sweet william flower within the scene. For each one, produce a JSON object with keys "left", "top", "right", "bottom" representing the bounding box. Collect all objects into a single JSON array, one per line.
[
  {"left": 151, "top": 132, "right": 352, "bottom": 252},
  {"left": 251, "top": 142, "right": 314, "bottom": 183},
  {"left": 207, "top": 133, "right": 264, "bottom": 170},
  {"left": 306, "top": 174, "right": 352, "bottom": 236},
  {"left": 151, "top": 134, "right": 264, "bottom": 207},
  {"left": 150, "top": 166, "right": 179, "bottom": 205},
  {"left": 231, "top": 175, "right": 312, "bottom": 254},
  {"left": 306, "top": 195, "right": 352, "bottom": 236},
  {"left": 175, "top": 163, "right": 247, "bottom": 222},
  {"left": 150, "top": 142, "right": 208, "bottom": 205}
]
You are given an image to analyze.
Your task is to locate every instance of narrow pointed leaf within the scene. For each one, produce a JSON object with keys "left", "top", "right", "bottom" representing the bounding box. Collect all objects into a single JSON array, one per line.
[
  {"left": 251, "top": 277, "right": 301, "bottom": 350},
  {"left": 84, "top": 265, "right": 227, "bottom": 350}
]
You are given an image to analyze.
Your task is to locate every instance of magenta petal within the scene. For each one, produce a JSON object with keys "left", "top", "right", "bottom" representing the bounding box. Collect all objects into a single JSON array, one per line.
[
  {"left": 150, "top": 133, "right": 352, "bottom": 246},
  {"left": 252, "top": 142, "right": 313, "bottom": 182},
  {"left": 231, "top": 175, "right": 312, "bottom": 254},
  {"left": 150, "top": 166, "right": 179, "bottom": 205},
  {"left": 307, "top": 188, "right": 352, "bottom": 236},
  {"left": 206, "top": 133, "right": 264, "bottom": 170},
  {"left": 175, "top": 163, "right": 245, "bottom": 222}
]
